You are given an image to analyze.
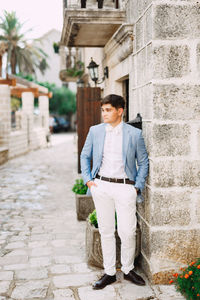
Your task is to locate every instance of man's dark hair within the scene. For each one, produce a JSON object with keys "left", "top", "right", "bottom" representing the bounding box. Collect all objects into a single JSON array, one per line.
[{"left": 101, "top": 94, "right": 125, "bottom": 109}]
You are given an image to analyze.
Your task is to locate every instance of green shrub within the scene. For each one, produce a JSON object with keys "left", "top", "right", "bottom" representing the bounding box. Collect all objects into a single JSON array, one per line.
[
  {"left": 72, "top": 179, "right": 87, "bottom": 195},
  {"left": 169, "top": 258, "right": 200, "bottom": 299},
  {"left": 89, "top": 209, "right": 98, "bottom": 228},
  {"left": 89, "top": 209, "right": 117, "bottom": 229}
]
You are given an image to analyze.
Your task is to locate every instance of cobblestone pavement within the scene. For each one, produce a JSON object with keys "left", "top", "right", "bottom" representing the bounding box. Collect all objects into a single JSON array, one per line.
[{"left": 0, "top": 133, "right": 185, "bottom": 300}]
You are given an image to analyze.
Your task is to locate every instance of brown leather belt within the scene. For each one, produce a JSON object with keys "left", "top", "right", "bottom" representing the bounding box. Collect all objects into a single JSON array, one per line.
[{"left": 96, "top": 174, "right": 135, "bottom": 185}]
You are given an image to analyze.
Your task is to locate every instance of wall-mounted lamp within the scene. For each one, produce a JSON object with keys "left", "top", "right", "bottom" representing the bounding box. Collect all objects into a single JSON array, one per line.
[{"left": 87, "top": 58, "right": 109, "bottom": 86}]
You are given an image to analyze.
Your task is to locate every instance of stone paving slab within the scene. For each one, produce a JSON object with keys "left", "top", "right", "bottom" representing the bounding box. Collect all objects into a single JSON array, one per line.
[{"left": 0, "top": 134, "right": 185, "bottom": 300}]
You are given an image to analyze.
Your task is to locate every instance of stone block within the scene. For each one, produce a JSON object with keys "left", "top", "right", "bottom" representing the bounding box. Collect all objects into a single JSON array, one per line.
[
  {"left": 197, "top": 43, "right": 200, "bottom": 76},
  {"left": 195, "top": 191, "right": 200, "bottom": 223},
  {"left": 30, "top": 247, "right": 51, "bottom": 257},
  {"left": 154, "top": 4, "right": 200, "bottom": 39},
  {"left": 152, "top": 160, "right": 200, "bottom": 187},
  {"left": 72, "top": 263, "right": 93, "bottom": 273},
  {"left": 140, "top": 228, "right": 200, "bottom": 284},
  {"left": 144, "top": 6, "right": 153, "bottom": 45},
  {"left": 15, "top": 269, "right": 48, "bottom": 280},
  {"left": 11, "top": 280, "right": 49, "bottom": 299},
  {"left": 198, "top": 127, "right": 200, "bottom": 155},
  {"left": 75, "top": 194, "right": 95, "bottom": 221},
  {"left": 0, "top": 271, "right": 13, "bottom": 280},
  {"left": 5, "top": 241, "right": 26, "bottom": 249},
  {"left": 53, "top": 273, "right": 97, "bottom": 288},
  {"left": 146, "top": 44, "right": 153, "bottom": 82},
  {"left": 53, "top": 289, "right": 75, "bottom": 300},
  {"left": 152, "top": 123, "right": 191, "bottom": 156},
  {"left": 153, "top": 45, "right": 190, "bottom": 79},
  {"left": 153, "top": 84, "right": 200, "bottom": 120},
  {"left": 154, "top": 285, "right": 185, "bottom": 300},
  {"left": 117, "top": 283, "right": 155, "bottom": 300},
  {"left": 4, "top": 263, "right": 29, "bottom": 270},
  {"left": 78, "top": 285, "right": 117, "bottom": 300},
  {"left": 0, "top": 255, "right": 28, "bottom": 266},
  {"left": 54, "top": 255, "right": 83, "bottom": 264},
  {"left": 0, "top": 281, "right": 11, "bottom": 294},
  {"left": 140, "top": 189, "right": 191, "bottom": 226},
  {"left": 150, "top": 228, "right": 200, "bottom": 264},
  {"left": 50, "top": 264, "right": 71, "bottom": 274},
  {"left": 137, "top": 48, "right": 146, "bottom": 85},
  {"left": 29, "top": 257, "right": 51, "bottom": 268},
  {"left": 136, "top": 18, "right": 143, "bottom": 51}
]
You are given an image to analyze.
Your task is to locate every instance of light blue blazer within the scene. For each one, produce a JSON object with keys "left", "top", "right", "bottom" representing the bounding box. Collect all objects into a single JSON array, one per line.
[{"left": 80, "top": 122, "right": 149, "bottom": 202}]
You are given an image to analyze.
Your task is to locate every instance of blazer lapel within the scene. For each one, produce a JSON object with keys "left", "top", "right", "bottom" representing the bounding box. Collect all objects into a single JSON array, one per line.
[{"left": 122, "top": 122, "right": 131, "bottom": 166}]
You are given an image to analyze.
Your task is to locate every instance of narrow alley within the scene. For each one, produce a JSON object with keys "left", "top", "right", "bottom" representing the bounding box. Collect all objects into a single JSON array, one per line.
[{"left": 0, "top": 133, "right": 184, "bottom": 300}]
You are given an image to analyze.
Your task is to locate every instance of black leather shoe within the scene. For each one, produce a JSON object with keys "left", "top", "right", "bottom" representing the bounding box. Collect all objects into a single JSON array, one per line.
[
  {"left": 124, "top": 269, "right": 145, "bottom": 286},
  {"left": 93, "top": 274, "right": 116, "bottom": 290}
]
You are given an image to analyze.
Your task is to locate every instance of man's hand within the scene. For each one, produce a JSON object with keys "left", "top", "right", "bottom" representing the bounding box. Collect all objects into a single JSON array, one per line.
[{"left": 87, "top": 180, "right": 97, "bottom": 189}]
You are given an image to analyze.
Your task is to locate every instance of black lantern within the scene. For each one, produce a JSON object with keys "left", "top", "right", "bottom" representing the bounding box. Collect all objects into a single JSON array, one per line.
[
  {"left": 87, "top": 58, "right": 99, "bottom": 85},
  {"left": 87, "top": 57, "right": 109, "bottom": 86}
]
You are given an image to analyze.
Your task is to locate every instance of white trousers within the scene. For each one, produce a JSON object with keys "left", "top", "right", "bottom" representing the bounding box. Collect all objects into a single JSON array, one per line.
[{"left": 90, "top": 178, "right": 137, "bottom": 276}]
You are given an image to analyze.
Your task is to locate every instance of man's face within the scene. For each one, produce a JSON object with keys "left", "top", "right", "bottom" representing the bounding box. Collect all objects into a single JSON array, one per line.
[{"left": 101, "top": 104, "right": 123, "bottom": 125}]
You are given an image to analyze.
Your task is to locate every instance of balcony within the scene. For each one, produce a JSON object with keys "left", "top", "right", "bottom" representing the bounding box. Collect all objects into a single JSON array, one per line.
[{"left": 61, "top": 0, "right": 126, "bottom": 47}]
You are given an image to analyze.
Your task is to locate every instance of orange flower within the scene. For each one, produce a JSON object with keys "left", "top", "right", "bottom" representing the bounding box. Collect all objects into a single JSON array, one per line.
[
  {"left": 173, "top": 273, "right": 178, "bottom": 278},
  {"left": 197, "top": 294, "right": 200, "bottom": 297},
  {"left": 197, "top": 265, "right": 200, "bottom": 269},
  {"left": 169, "top": 280, "right": 174, "bottom": 284},
  {"left": 184, "top": 274, "right": 189, "bottom": 279},
  {"left": 180, "top": 275, "right": 183, "bottom": 278},
  {"left": 189, "top": 271, "right": 193, "bottom": 275},
  {"left": 190, "top": 261, "right": 195, "bottom": 266}
]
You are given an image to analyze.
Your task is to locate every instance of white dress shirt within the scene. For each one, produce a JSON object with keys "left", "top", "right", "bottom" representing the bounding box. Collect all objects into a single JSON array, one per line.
[{"left": 98, "top": 121, "right": 128, "bottom": 178}]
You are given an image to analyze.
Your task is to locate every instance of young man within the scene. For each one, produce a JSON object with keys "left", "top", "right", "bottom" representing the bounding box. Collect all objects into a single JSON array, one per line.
[{"left": 81, "top": 94, "right": 149, "bottom": 289}]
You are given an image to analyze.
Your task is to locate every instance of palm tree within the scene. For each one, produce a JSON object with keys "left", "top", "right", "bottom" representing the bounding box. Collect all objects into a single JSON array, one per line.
[{"left": 0, "top": 10, "right": 48, "bottom": 76}]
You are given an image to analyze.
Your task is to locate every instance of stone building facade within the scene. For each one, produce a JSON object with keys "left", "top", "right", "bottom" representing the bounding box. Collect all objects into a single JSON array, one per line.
[{"left": 61, "top": 0, "right": 200, "bottom": 283}]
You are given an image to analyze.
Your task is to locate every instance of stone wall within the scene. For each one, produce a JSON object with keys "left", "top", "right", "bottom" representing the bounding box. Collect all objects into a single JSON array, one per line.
[
  {"left": 0, "top": 85, "right": 49, "bottom": 163},
  {"left": 0, "top": 85, "right": 10, "bottom": 163},
  {"left": 129, "top": 0, "right": 200, "bottom": 284}
]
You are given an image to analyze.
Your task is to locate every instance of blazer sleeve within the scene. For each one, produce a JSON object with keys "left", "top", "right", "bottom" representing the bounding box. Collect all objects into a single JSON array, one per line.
[
  {"left": 134, "top": 131, "right": 149, "bottom": 191},
  {"left": 80, "top": 128, "right": 93, "bottom": 185}
]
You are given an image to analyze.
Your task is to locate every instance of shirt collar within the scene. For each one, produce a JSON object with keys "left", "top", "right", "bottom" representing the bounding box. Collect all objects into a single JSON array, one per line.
[{"left": 106, "top": 121, "right": 123, "bottom": 134}]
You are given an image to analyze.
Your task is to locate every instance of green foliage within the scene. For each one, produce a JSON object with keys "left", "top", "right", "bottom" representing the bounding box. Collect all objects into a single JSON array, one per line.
[
  {"left": 16, "top": 73, "right": 35, "bottom": 81},
  {"left": 66, "top": 61, "right": 84, "bottom": 78},
  {"left": 72, "top": 179, "right": 87, "bottom": 195},
  {"left": 170, "top": 258, "right": 200, "bottom": 299},
  {"left": 51, "top": 86, "right": 76, "bottom": 115},
  {"left": 89, "top": 209, "right": 98, "bottom": 228},
  {"left": 89, "top": 209, "right": 117, "bottom": 229}
]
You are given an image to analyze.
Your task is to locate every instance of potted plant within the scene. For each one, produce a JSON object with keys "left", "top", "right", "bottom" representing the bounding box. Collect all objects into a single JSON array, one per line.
[
  {"left": 72, "top": 179, "right": 95, "bottom": 221},
  {"left": 86, "top": 209, "right": 141, "bottom": 269},
  {"left": 53, "top": 42, "right": 59, "bottom": 54},
  {"left": 59, "top": 61, "right": 84, "bottom": 82}
]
